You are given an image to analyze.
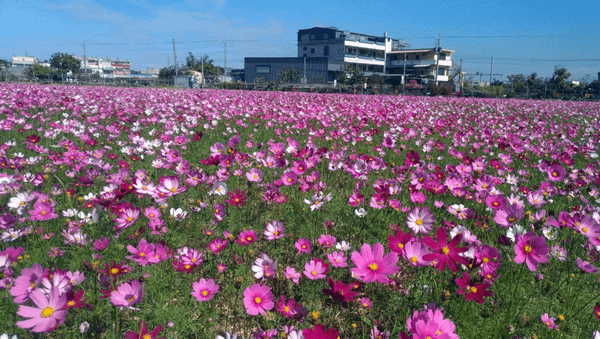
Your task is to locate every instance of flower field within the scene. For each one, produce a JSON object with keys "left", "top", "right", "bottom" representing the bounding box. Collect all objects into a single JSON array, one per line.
[{"left": 1, "top": 83, "right": 600, "bottom": 339}]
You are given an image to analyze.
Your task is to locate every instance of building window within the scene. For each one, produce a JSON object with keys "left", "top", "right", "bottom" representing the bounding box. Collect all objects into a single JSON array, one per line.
[
  {"left": 303, "top": 53, "right": 307, "bottom": 57},
  {"left": 256, "top": 65, "right": 270, "bottom": 74},
  {"left": 415, "top": 55, "right": 419, "bottom": 60},
  {"left": 324, "top": 46, "right": 329, "bottom": 56},
  {"left": 303, "top": 47, "right": 307, "bottom": 51},
  {"left": 301, "top": 34, "right": 309, "bottom": 41},
  {"left": 310, "top": 48, "right": 315, "bottom": 54},
  {"left": 310, "top": 35, "right": 315, "bottom": 40},
  {"left": 323, "top": 34, "right": 328, "bottom": 39}
]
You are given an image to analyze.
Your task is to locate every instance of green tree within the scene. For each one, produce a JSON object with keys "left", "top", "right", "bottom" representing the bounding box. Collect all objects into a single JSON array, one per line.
[
  {"left": 0, "top": 59, "right": 10, "bottom": 69},
  {"left": 25, "top": 64, "right": 53, "bottom": 80},
  {"left": 507, "top": 73, "right": 526, "bottom": 95},
  {"left": 277, "top": 67, "right": 300, "bottom": 84},
  {"left": 550, "top": 67, "right": 572, "bottom": 91},
  {"left": 49, "top": 53, "right": 81, "bottom": 77}
]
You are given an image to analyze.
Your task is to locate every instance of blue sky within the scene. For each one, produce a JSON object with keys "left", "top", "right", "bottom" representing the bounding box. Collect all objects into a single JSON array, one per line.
[{"left": 2, "top": 0, "right": 599, "bottom": 81}]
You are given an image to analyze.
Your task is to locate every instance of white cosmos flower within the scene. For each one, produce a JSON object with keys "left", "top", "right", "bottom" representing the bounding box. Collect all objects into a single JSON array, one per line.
[{"left": 355, "top": 208, "right": 367, "bottom": 218}]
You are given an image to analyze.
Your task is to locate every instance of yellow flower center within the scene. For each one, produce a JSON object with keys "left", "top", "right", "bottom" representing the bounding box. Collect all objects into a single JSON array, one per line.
[
  {"left": 143, "top": 334, "right": 151, "bottom": 339},
  {"left": 170, "top": 187, "right": 177, "bottom": 192},
  {"left": 139, "top": 252, "right": 145, "bottom": 257},
  {"left": 255, "top": 297, "right": 262, "bottom": 304},
  {"left": 397, "top": 243, "right": 404, "bottom": 249},
  {"left": 41, "top": 211, "right": 47, "bottom": 215},
  {"left": 469, "top": 286, "right": 478, "bottom": 293},
  {"left": 368, "top": 263, "right": 378, "bottom": 271},
  {"left": 582, "top": 227, "right": 589, "bottom": 234},
  {"left": 126, "top": 217, "right": 133, "bottom": 222},
  {"left": 311, "top": 270, "right": 317, "bottom": 276},
  {"left": 410, "top": 256, "right": 418, "bottom": 263},
  {"left": 415, "top": 219, "right": 423, "bottom": 226},
  {"left": 442, "top": 247, "right": 450, "bottom": 254},
  {"left": 524, "top": 245, "right": 532, "bottom": 253},
  {"left": 41, "top": 306, "right": 54, "bottom": 318},
  {"left": 202, "top": 290, "right": 208, "bottom": 296},
  {"left": 483, "top": 257, "right": 489, "bottom": 263}
]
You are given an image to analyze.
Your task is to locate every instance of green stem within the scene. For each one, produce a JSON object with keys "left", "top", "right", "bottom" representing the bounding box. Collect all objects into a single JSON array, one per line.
[{"left": 571, "top": 290, "right": 600, "bottom": 319}]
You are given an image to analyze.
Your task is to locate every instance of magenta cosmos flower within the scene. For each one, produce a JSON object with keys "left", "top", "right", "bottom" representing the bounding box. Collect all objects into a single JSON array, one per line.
[
  {"left": 295, "top": 238, "right": 311, "bottom": 254},
  {"left": 110, "top": 280, "right": 144, "bottom": 308},
  {"left": 303, "top": 324, "right": 340, "bottom": 339},
  {"left": 422, "top": 227, "right": 468, "bottom": 272},
  {"left": 16, "top": 287, "right": 66, "bottom": 333},
  {"left": 124, "top": 320, "right": 166, "bottom": 339},
  {"left": 191, "top": 278, "right": 219, "bottom": 301},
  {"left": 514, "top": 232, "right": 549, "bottom": 272},
  {"left": 243, "top": 283, "right": 274, "bottom": 315},
  {"left": 350, "top": 242, "right": 399, "bottom": 283}
]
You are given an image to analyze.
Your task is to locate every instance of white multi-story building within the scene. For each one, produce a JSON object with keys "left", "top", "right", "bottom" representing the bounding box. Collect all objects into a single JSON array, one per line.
[
  {"left": 296, "top": 27, "right": 457, "bottom": 85},
  {"left": 387, "top": 48, "right": 454, "bottom": 83},
  {"left": 297, "top": 27, "right": 407, "bottom": 78}
]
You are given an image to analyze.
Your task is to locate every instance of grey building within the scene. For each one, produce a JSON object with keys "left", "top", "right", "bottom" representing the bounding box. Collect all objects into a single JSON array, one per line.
[
  {"left": 297, "top": 27, "right": 407, "bottom": 75},
  {"left": 244, "top": 57, "right": 328, "bottom": 84}
]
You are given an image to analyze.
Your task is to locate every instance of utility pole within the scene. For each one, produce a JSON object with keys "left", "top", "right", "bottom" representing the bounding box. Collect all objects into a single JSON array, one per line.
[
  {"left": 458, "top": 59, "right": 463, "bottom": 94},
  {"left": 434, "top": 33, "right": 441, "bottom": 86},
  {"left": 224, "top": 38, "right": 227, "bottom": 83},
  {"left": 302, "top": 56, "right": 307, "bottom": 84},
  {"left": 201, "top": 55, "right": 204, "bottom": 88},
  {"left": 402, "top": 53, "right": 406, "bottom": 92},
  {"left": 490, "top": 56, "right": 493, "bottom": 84},
  {"left": 173, "top": 38, "right": 178, "bottom": 76},
  {"left": 82, "top": 41, "right": 86, "bottom": 81}
]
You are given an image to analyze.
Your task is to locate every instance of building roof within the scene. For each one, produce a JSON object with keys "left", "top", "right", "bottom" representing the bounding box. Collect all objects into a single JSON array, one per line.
[{"left": 388, "top": 48, "right": 454, "bottom": 54}]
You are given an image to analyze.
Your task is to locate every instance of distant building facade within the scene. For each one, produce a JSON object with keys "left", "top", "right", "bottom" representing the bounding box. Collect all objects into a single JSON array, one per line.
[
  {"left": 10, "top": 55, "right": 39, "bottom": 76},
  {"left": 297, "top": 27, "right": 407, "bottom": 75},
  {"left": 244, "top": 57, "right": 328, "bottom": 84},
  {"left": 387, "top": 48, "right": 454, "bottom": 83}
]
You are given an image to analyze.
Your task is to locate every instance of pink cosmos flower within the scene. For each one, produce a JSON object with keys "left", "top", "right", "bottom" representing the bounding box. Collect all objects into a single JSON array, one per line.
[
  {"left": 547, "top": 164, "right": 566, "bottom": 182},
  {"left": 243, "top": 283, "right": 274, "bottom": 316},
  {"left": 326, "top": 251, "right": 348, "bottom": 268},
  {"left": 295, "top": 238, "right": 311, "bottom": 254},
  {"left": 114, "top": 207, "right": 140, "bottom": 230},
  {"left": 281, "top": 171, "right": 297, "bottom": 186},
  {"left": 402, "top": 239, "right": 432, "bottom": 267},
  {"left": 541, "top": 313, "right": 557, "bottom": 329},
  {"left": 110, "top": 280, "right": 144, "bottom": 308},
  {"left": 126, "top": 239, "right": 157, "bottom": 266},
  {"left": 318, "top": 234, "right": 336, "bottom": 248},
  {"left": 349, "top": 191, "right": 364, "bottom": 207},
  {"left": 406, "top": 206, "right": 434, "bottom": 234},
  {"left": 576, "top": 257, "right": 599, "bottom": 273},
  {"left": 156, "top": 176, "right": 187, "bottom": 197},
  {"left": 16, "top": 287, "right": 66, "bottom": 333},
  {"left": 237, "top": 229, "right": 257, "bottom": 246},
  {"left": 285, "top": 266, "right": 301, "bottom": 284},
  {"left": 208, "top": 238, "right": 227, "bottom": 254},
  {"left": 246, "top": 168, "right": 263, "bottom": 182},
  {"left": 214, "top": 203, "right": 226, "bottom": 221},
  {"left": 10, "top": 263, "right": 44, "bottom": 303},
  {"left": 264, "top": 220, "right": 285, "bottom": 240},
  {"left": 493, "top": 203, "right": 524, "bottom": 227},
  {"left": 350, "top": 242, "right": 399, "bottom": 283},
  {"left": 252, "top": 254, "right": 276, "bottom": 279},
  {"left": 28, "top": 202, "right": 58, "bottom": 221},
  {"left": 405, "top": 305, "right": 459, "bottom": 339},
  {"left": 514, "top": 232, "right": 549, "bottom": 272},
  {"left": 191, "top": 278, "right": 219, "bottom": 301},
  {"left": 303, "top": 259, "right": 328, "bottom": 280}
]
